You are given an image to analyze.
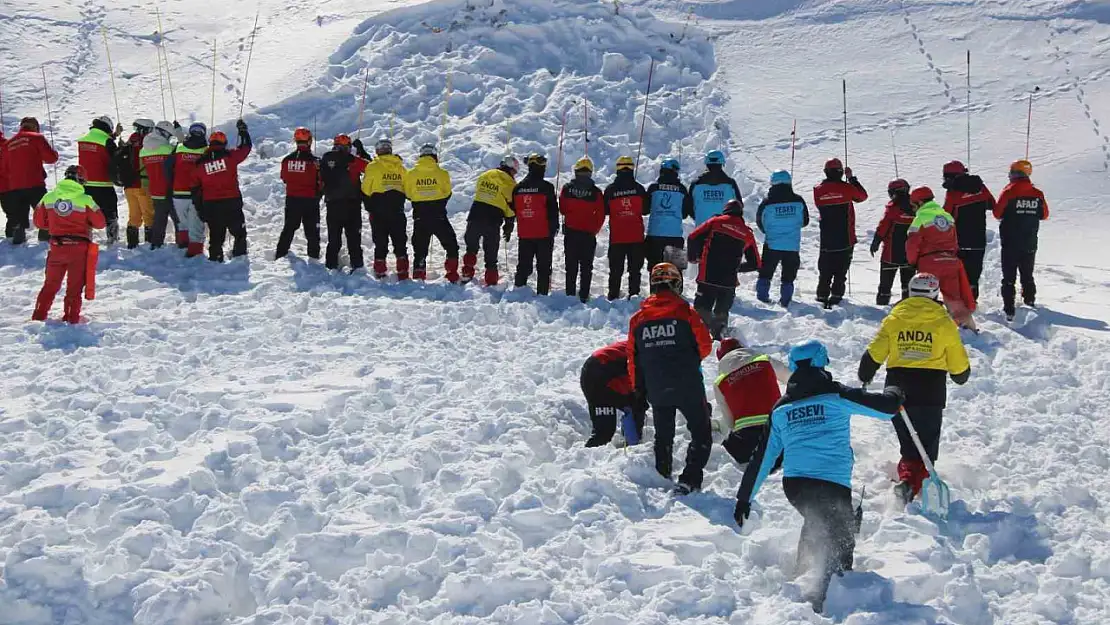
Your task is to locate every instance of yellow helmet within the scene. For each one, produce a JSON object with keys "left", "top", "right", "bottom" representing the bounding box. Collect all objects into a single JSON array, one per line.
[
  {"left": 574, "top": 157, "right": 594, "bottom": 173},
  {"left": 615, "top": 155, "right": 635, "bottom": 171}
]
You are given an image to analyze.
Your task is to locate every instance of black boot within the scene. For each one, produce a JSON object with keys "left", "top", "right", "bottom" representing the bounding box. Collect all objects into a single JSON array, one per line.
[
  {"left": 231, "top": 236, "right": 248, "bottom": 258},
  {"left": 106, "top": 223, "right": 119, "bottom": 244},
  {"left": 876, "top": 292, "right": 892, "bottom": 306},
  {"left": 143, "top": 227, "right": 154, "bottom": 244},
  {"left": 126, "top": 226, "right": 140, "bottom": 249},
  {"left": 12, "top": 227, "right": 27, "bottom": 245}
]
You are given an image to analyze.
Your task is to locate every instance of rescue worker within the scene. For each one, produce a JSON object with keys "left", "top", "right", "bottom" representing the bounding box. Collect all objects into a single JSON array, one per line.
[
  {"left": 511, "top": 153, "right": 559, "bottom": 294},
  {"left": 812, "top": 158, "right": 868, "bottom": 307},
  {"left": 993, "top": 160, "right": 1049, "bottom": 321},
  {"left": 190, "top": 120, "right": 252, "bottom": 262},
  {"left": 274, "top": 127, "right": 322, "bottom": 260},
  {"left": 602, "top": 155, "right": 649, "bottom": 300},
  {"left": 140, "top": 121, "right": 181, "bottom": 249},
  {"left": 580, "top": 340, "right": 646, "bottom": 447},
  {"left": 628, "top": 262, "right": 713, "bottom": 495},
  {"left": 4, "top": 117, "right": 59, "bottom": 244},
  {"left": 462, "top": 157, "right": 518, "bottom": 286},
  {"left": 405, "top": 143, "right": 459, "bottom": 282},
  {"left": 858, "top": 273, "right": 971, "bottom": 503},
  {"left": 116, "top": 118, "right": 156, "bottom": 248},
  {"left": 941, "top": 160, "right": 995, "bottom": 301},
  {"left": 560, "top": 156, "right": 605, "bottom": 302},
  {"left": 76, "top": 115, "right": 121, "bottom": 243},
  {"left": 870, "top": 179, "right": 916, "bottom": 305},
  {"left": 714, "top": 336, "right": 791, "bottom": 467},
  {"left": 361, "top": 138, "right": 409, "bottom": 280},
  {"left": 319, "top": 135, "right": 368, "bottom": 271},
  {"left": 31, "top": 165, "right": 105, "bottom": 323},
  {"left": 755, "top": 170, "right": 809, "bottom": 308},
  {"left": 165, "top": 122, "right": 209, "bottom": 257},
  {"left": 688, "top": 150, "right": 742, "bottom": 226},
  {"left": 906, "top": 187, "right": 977, "bottom": 330},
  {"left": 687, "top": 199, "right": 761, "bottom": 339},
  {"left": 644, "top": 158, "right": 693, "bottom": 269}
]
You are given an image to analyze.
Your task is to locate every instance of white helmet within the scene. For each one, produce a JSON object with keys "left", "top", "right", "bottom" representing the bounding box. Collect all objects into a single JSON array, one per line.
[
  {"left": 500, "top": 155, "right": 520, "bottom": 176},
  {"left": 908, "top": 273, "right": 941, "bottom": 300},
  {"left": 375, "top": 138, "right": 393, "bottom": 155},
  {"left": 95, "top": 115, "right": 113, "bottom": 128},
  {"left": 419, "top": 143, "right": 438, "bottom": 158},
  {"left": 133, "top": 118, "right": 156, "bottom": 133},
  {"left": 154, "top": 121, "right": 175, "bottom": 139}
]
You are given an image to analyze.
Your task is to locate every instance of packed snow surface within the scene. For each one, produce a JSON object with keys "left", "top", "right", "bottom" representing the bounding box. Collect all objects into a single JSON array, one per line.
[{"left": 1, "top": 0, "right": 1109, "bottom": 623}]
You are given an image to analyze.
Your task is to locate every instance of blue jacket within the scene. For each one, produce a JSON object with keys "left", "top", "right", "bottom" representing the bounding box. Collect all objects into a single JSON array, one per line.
[
  {"left": 756, "top": 184, "right": 809, "bottom": 252},
  {"left": 689, "top": 166, "right": 742, "bottom": 226},
  {"left": 745, "top": 365, "right": 902, "bottom": 503},
  {"left": 646, "top": 169, "right": 694, "bottom": 238}
]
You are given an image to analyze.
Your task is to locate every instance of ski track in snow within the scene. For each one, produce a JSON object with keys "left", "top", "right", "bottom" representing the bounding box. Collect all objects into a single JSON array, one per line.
[{"left": 2, "top": 0, "right": 1110, "bottom": 624}]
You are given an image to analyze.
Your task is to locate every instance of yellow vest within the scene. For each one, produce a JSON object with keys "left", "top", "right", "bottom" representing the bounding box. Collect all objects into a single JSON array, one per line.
[
  {"left": 473, "top": 168, "right": 516, "bottom": 218},
  {"left": 361, "top": 154, "right": 406, "bottom": 197},
  {"left": 404, "top": 156, "right": 452, "bottom": 203},
  {"left": 867, "top": 297, "right": 970, "bottom": 373}
]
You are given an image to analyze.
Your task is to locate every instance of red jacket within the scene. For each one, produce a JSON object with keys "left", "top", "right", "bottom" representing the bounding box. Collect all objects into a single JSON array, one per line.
[
  {"left": 993, "top": 178, "right": 1048, "bottom": 252},
  {"left": 191, "top": 144, "right": 252, "bottom": 201},
  {"left": 874, "top": 200, "right": 914, "bottom": 265},
  {"left": 560, "top": 177, "right": 605, "bottom": 235},
  {"left": 590, "top": 340, "right": 634, "bottom": 396},
  {"left": 687, "top": 210, "right": 761, "bottom": 287},
  {"left": 281, "top": 149, "right": 322, "bottom": 199},
  {"left": 628, "top": 290, "right": 712, "bottom": 406},
  {"left": 33, "top": 180, "right": 106, "bottom": 239},
  {"left": 168, "top": 146, "right": 206, "bottom": 196},
  {"left": 4, "top": 130, "right": 58, "bottom": 191},
  {"left": 513, "top": 172, "right": 559, "bottom": 240},
  {"left": 141, "top": 151, "right": 173, "bottom": 199},
  {"left": 348, "top": 156, "right": 369, "bottom": 187},
  {"left": 906, "top": 202, "right": 958, "bottom": 266},
  {"left": 942, "top": 175, "right": 994, "bottom": 250},
  {"left": 812, "top": 178, "right": 867, "bottom": 252}
]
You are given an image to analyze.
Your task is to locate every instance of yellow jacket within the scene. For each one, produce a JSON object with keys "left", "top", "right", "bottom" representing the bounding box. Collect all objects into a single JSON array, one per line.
[
  {"left": 866, "top": 297, "right": 970, "bottom": 374},
  {"left": 361, "top": 153, "right": 407, "bottom": 197},
  {"left": 473, "top": 168, "right": 516, "bottom": 218},
  {"left": 404, "top": 156, "right": 452, "bottom": 203}
]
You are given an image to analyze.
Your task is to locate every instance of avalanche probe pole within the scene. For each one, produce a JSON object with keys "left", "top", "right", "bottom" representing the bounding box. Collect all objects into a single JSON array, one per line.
[
  {"left": 966, "top": 50, "right": 971, "bottom": 167},
  {"left": 210, "top": 39, "right": 217, "bottom": 129},
  {"left": 101, "top": 27, "right": 122, "bottom": 129},
  {"left": 41, "top": 67, "right": 58, "bottom": 184},
  {"left": 0, "top": 79, "right": 5, "bottom": 135},
  {"left": 155, "top": 31, "right": 167, "bottom": 119},
  {"left": 1025, "top": 87, "right": 1039, "bottom": 160},
  {"left": 356, "top": 66, "right": 369, "bottom": 140},
  {"left": 891, "top": 128, "right": 900, "bottom": 178},
  {"left": 790, "top": 118, "right": 797, "bottom": 178},
  {"left": 238, "top": 9, "right": 260, "bottom": 119},
  {"left": 584, "top": 98, "right": 590, "bottom": 159},
  {"left": 439, "top": 71, "right": 452, "bottom": 150},
  {"left": 156, "top": 7, "right": 177, "bottom": 121},
  {"left": 555, "top": 100, "right": 572, "bottom": 191},
  {"left": 634, "top": 58, "right": 656, "bottom": 178},
  {"left": 842, "top": 78, "right": 852, "bottom": 297}
]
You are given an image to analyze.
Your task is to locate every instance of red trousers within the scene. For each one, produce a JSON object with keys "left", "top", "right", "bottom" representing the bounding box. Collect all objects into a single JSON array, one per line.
[
  {"left": 33, "top": 241, "right": 91, "bottom": 323},
  {"left": 918, "top": 253, "right": 976, "bottom": 320}
]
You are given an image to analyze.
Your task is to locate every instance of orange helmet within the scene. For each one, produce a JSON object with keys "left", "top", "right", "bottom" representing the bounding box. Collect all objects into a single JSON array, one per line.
[
  {"left": 293, "top": 127, "right": 312, "bottom": 143},
  {"left": 649, "top": 262, "right": 683, "bottom": 293},
  {"left": 209, "top": 130, "right": 228, "bottom": 146},
  {"left": 1010, "top": 159, "right": 1032, "bottom": 177},
  {"left": 334, "top": 134, "right": 352, "bottom": 148}
]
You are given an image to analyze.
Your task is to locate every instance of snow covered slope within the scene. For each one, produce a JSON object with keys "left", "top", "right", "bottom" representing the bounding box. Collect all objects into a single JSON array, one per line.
[{"left": 2, "top": 0, "right": 1110, "bottom": 624}]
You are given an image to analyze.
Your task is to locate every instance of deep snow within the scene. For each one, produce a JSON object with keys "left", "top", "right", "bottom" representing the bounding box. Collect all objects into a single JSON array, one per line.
[{"left": 1, "top": 0, "right": 1110, "bottom": 624}]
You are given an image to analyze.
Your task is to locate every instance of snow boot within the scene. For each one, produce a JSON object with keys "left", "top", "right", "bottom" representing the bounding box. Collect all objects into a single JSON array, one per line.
[
  {"left": 231, "top": 236, "right": 247, "bottom": 258},
  {"left": 484, "top": 268, "right": 499, "bottom": 287},
  {"left": 11, "top": 227, "right": 27, "bottom": 245},
  {"left": 396, "top": 256, "right": 410, "bottom": 281},
  {"left": 176, "top": 231, "right": 189, "bottom": 249},
  {"left": 1022, "top": 290, "right": 1036, "bottom": 308},
  {"left": 143, "top": 227, "right": 154, "bottom": 244},
  {"left": 780, "top": 282, "right": 795, "bottom": 308},
  {"left": 106, "top": 222, "right": 119, "bottom": 245},
  {"left": 876, "top": 292, "right": 892, "bottom": 306},
  {"left": 185, "top": 242, "right": 204, "bottom": 258},
  {"left": 373, "top": 259, "right": 388, "bottom": 279},
  {"left": 445, "top": 258, "right": 460, "bottom": 284},
  {"left": 756, "top": 277, "right": 772, "bottom": 303},
  {"left": 460, "top": 253, "right": 477, "bottom": 283},
  {"left": 607, "top": 290, "right": 620, "bottom": 301},
  {"left": 893, "top": 481, "right": 914, "bottom": 505},
  {"left": 673, "top": 480, "right": 701, "bottom": 496},
  {"left": 126, "top": 226, "right": 140, "bottom": 249}
]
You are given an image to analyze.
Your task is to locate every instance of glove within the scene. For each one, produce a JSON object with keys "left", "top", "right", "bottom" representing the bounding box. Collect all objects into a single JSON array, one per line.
[
  {"left": 734, "top": 500, "right": 751, "bottom": 528},
  {"left": 869, "top": 235, "right": 881, "bottom": 257},
  {"left": 352, "top": 139, "right": 364, "bottom": 152},
  {"left": 502, "top": 219, "right": 515, "bottom": 242},
  {"left": 114, "top": 123, "right": 124, "bottom": 137},
  {"left": 886, "top": 385, "right": 906, "bottom": 406},
  {"left": 236, "top": 119, "right": 248, "bottom": 133},
  {"left": 173, "top": 120, "right": 182, "bottom": 130},
  {"left": 844, "top": 166, "right": 853, "bottom": 178}
]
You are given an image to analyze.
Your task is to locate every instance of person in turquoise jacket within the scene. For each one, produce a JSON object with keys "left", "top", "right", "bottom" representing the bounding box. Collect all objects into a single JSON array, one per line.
[
  {"left": 689, "top": 150, "right": 741, "bottom": 226},
  {"left": 736, "top": 340, "right": 904, "bottom": 611},
  {"left": 644, "top": 158, "right": 694, "bottom": 269}
]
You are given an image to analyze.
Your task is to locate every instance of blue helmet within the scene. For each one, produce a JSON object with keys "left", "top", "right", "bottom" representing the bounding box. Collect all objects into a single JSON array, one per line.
[
  {"left": 788, "top": 340, "right": 830, "bottom": 371},
  {"left": 661, "top": 158, "right": 681, "bottom": 172},
  {"left": 705, "top": 150, "right": 726, "bottom": 166},
  {"left": 770, "top": 170, "right": 792, "bottom": 186}
]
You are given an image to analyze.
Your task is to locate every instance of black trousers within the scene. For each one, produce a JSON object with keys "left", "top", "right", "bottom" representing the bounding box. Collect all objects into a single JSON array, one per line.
[
  {"left": 693, "top": 282, "right": 735, "bottom": 340},
  {"left": 205, "top": 198, "right": 247, "bottom": 261},
  {"left": 4, "top": 187, "right": 46, "bottom": 243},
  {"left": 1001, "top": 247, "right": 1037, "bottom": 311},
  {"left": 85, "top": 186, "right": 119, "bottom": 229},
  {"left": 958, "top": 248, "right": 985, "bottom": 300},
  {"left": 645, "top": 235, "right": 684, "bottom": 269},
  {"left": 369, "top": 205, "right": 408, "bottom": 260},
  {"left": 723, "top": 426, "right": 765, "bottom": 467},
  {"left": 877, "top": 262, "right": 915, "bottom": 305},
  {"left": 275, "top": 196, "right": 321, "bottom": 259},
  {"left": 463, "top": 218, "right": 502, "bottom": 270},
  {"left": 759, "top": 246, "right": 800, "bottom": 284},
  {"left": 580, "top": 360, "right": 644, "bottom": 445},
  {"left": 608, "top": 241, "right": 645, "bottom": 298},
  {"left": 515, "top": 237, "right": 554, "bottom": 295},
  {"left": 412, "top": 216, "right": 460, "bottom": 270},
  {"left": 652, "top": 396, "right": 712, "bottom": 488},
  {"left": 893, "top": 405, "right": 943, "bottom": 463},
  {"left": 564, "top": 229, "right": 596, "bottom": 301},
  {"left": 783, "top": 476, "right": 857, "bottom": 604},
  {"left": 150, "top": 197, "right": 179, "bottom": 248},
  {"left": 0, "top": 191, "right": 15, "bottom": 238},
  {"left": 817, "top": 249, "right": 853, "bottom": 303},
  {"left": 325, "top": 199, "right": 364, "bottom": 269}
]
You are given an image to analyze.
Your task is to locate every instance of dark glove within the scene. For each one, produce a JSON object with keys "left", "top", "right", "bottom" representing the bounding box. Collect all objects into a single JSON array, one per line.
[
  {"left": 236, "top": 119, "right": 248, "bottom": 133},
  {"left": 352, "top": 139, "right": 364, "bottom": 152},
  {"left": 502, "top": 219, "right": 515, "bottom": 242},
  {"left": 114, "top": 123, "right": 124, "bottom": 137},
  {"left": 173, "top": 120, "right": 182, "bottom": 130},
  {"left": 844, "top": 166, "right": 853, "bottom": 179},
  {"left": 870, "top": 235, "right": 881, "bottom": 257},
  {"left": 734, "top": 500, "right": 750, "bottom": 528}
]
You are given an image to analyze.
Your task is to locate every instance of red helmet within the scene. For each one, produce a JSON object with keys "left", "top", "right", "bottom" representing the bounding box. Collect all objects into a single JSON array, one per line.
[
  {"left": 293, "top": 127, "right": 312, "bottom": 143},
  {"left": 943, "top": 160, "right": 967, "bottom": 176},
  {"left": 333, "top": 134, "right": 352, "bottom": 147},
  {"left": 824, "top": 158, "right": 843, "bottom": 171},
  {"left": 209, "top": 130, "right": 228, "bottom": 146},
  {"left": 887, "top": 178, "right": 910, "bottom": 193},
  {"left": 910, "top": 186, "right": 935, "bottom": 205}
]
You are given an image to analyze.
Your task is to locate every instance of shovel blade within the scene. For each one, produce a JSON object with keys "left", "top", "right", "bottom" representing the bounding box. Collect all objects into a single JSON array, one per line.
[{"left": 920, "top": 477, "right": 951, "bottom": 519}]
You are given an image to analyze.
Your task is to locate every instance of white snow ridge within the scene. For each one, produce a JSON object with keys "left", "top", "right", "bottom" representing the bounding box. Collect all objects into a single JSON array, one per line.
[{"left": 2, "top": 0, "right": 1110, "bottom": 624}]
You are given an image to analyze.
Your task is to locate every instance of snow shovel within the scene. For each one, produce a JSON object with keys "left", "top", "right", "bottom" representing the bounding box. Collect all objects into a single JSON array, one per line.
[{"left": 899, "top": 408, "right": 950, "bottom": 519}]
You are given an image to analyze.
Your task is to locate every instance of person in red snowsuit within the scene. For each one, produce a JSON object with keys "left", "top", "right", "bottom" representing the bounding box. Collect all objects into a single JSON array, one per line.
[
  {"left": 812, "top": 158, "right": 867, "bottom": 307},
  {"left": 869, "top": 179, "right": 916, "bottom": 305},
  {"left": 560, "top": 157, "right": 605, "bottom": 302},
  {"left": 687, "top": 199, "right": 761, "bottom": 339},
  {"left": 906, "top": 187, "right": 977, "bottom": 329},
  {"left": 189, "top": 120, "right": 252, "bottom": 262},
  {"left": 993, "top": 160, "right": 1049, "bottom": 319},
  {"left": 580, "top": 340, "right": 647, "bottom": 447},
  {"left": 31, "top": 166, "right": 106, "bottom": 323},
  {"left": 941, "top": 160, "right": 995, "bottom": 301},
  {"left": 4, "top": 117, "right": 59, "bottom": 244},
  {"left": 602, "top": 156, "right": 649, "bottom": 299}
]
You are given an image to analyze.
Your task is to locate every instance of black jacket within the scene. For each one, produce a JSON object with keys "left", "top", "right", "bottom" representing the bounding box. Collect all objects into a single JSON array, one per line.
[{"left": 319, "top": 149, "right": 364, "bottom": 202}]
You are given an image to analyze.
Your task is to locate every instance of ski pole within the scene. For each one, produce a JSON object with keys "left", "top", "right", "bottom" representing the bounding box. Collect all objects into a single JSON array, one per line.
[
  {"left": 966, "top": 49, "right": 971, "bottom": 167},
  {"left": 891, "top": 128, "right": 900, "bottom": 178},
  {"left": 156, "top": 7, "right": 177, "bottom": 121},
  {"left": 634, "top": 58, "right": 656, "bottom": 177},
  {"left": 356, "top": 66, "right": 370, "bottom": 140},
  {"left": 210, "top": 39, "right": 217, "bottom": 129},
  {"left": 41, "top": 66, "right": 58, "bottom": 184},
  {"left": 100, "top": 27, "right": 122, "bottom": 129},
  {"left": 1025, "top": 86, "right": 1040, "bottom": 160},
  {"left": 239, "top": 9, "right": 260, "bottom": 119},
  {"left": 842, "top": 78, "right": 849, "bottom": 167},
  {"left": 790, "top": 118, "right": 797, "bottom": 178}
]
